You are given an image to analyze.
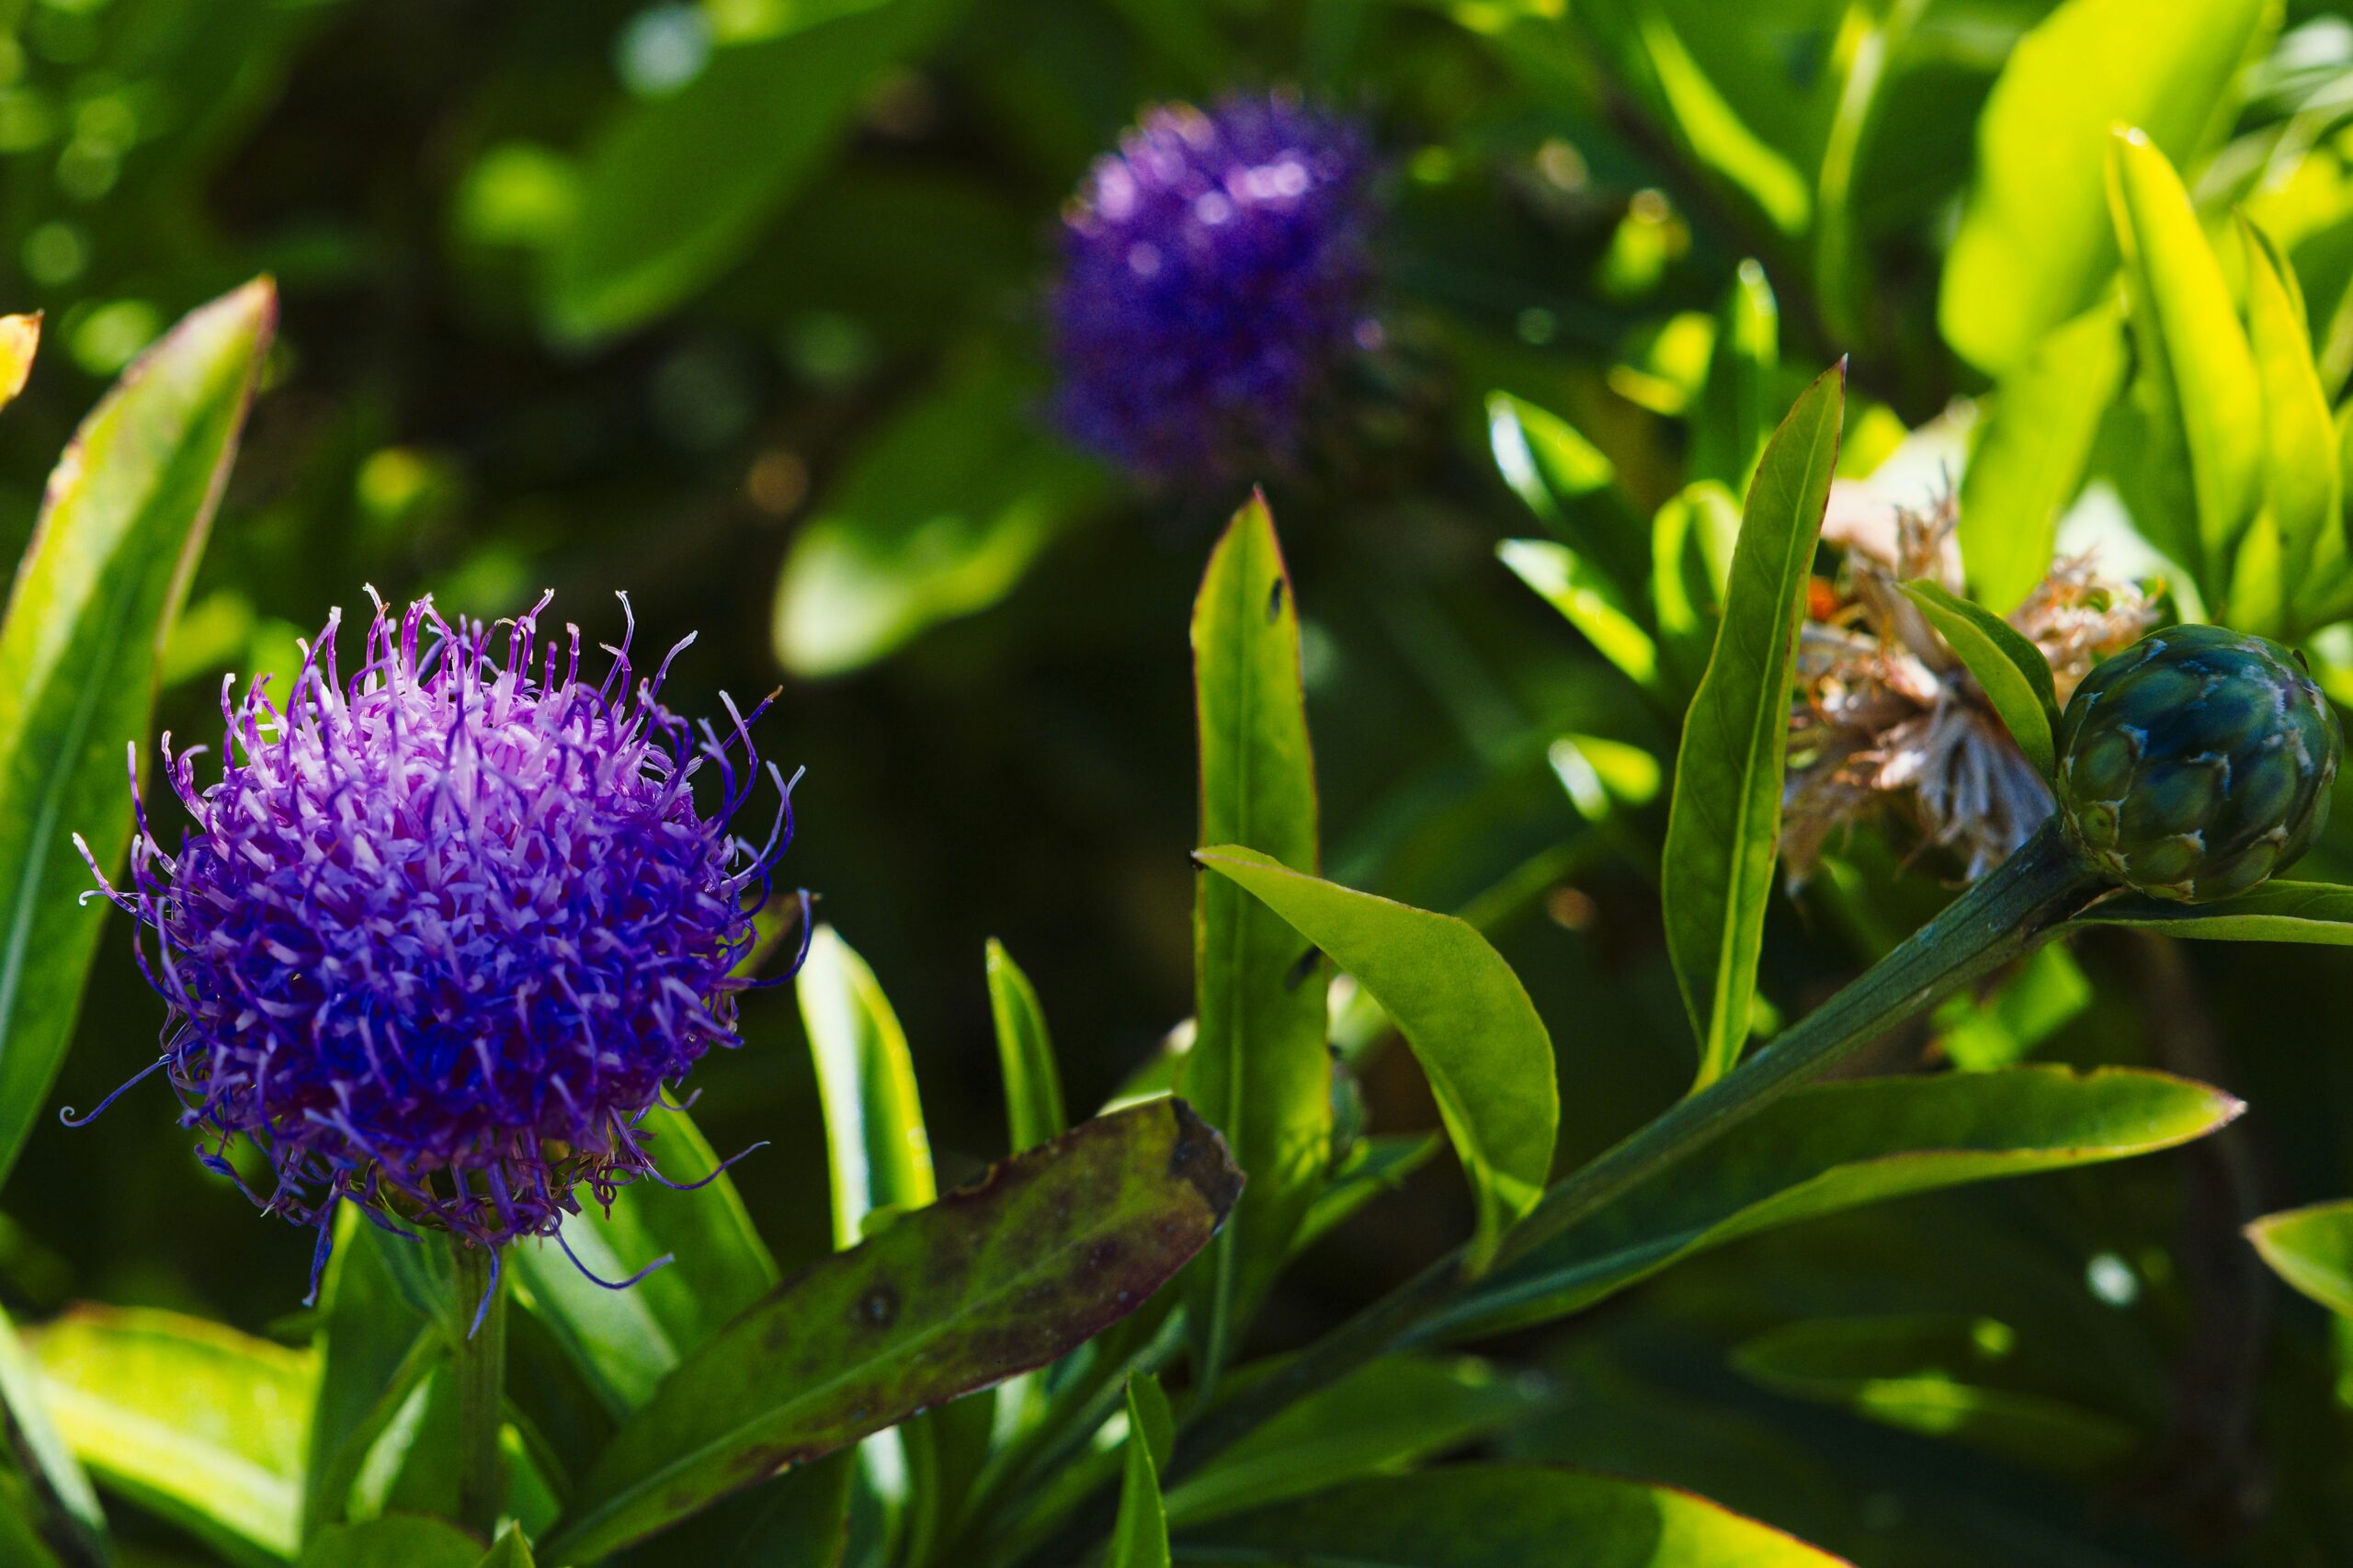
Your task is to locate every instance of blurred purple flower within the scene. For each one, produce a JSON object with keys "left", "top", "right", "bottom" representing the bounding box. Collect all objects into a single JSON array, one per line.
[
  {"left": 77, "top": 592, "right": 796, "bottom": 1292},
  {"left": 1051, "top": 91, "right": 1377, "bottom": 483}
]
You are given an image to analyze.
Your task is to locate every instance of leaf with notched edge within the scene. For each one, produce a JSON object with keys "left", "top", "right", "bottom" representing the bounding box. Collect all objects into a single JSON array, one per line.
[{"left": 539, "top": 1098, "right": 1242, "bottom": 1564}]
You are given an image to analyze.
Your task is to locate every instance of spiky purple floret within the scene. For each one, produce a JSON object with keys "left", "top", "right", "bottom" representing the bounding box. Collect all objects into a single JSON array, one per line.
[
  {"left": 81, "top": 592, "right": 794, "bottom": 1268},
  {"left": 1050, "top": 91, "right": 1377, "bottom": 482}
]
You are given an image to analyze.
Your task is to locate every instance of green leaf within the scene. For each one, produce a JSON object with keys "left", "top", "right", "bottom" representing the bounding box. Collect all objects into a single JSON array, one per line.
[
  {"left": 306, "top": 1210, "right": 440, "bottom": 1537},
  {"left": 1662, "top": 361, "right": 1846, "bottom": 1088},
  {"left": 1939, "top": 0, "right": 2270, "bottom": 375},
  {"left": 31, "top": 1306, "right": 313, "bottom": 1566},
  {"left": 2071, "top": 881, "right": 2353, "bottom": 943},
  {"left": 0, "top": 313, "right": 38, "bottom": 411},
  {"left": 1896, "top": 580, "right": 2059, "bottom": 778},
  {"left": 1957, "top": 303, "right": 2129, "bottom": 613},
  {"left": 2108, "top": 127, "right": 2268, "bottom": 608},
  {"left": 0, "top": 1303, "right": 104, "bottom": 1562},
  {"left": 1498, "top": 538, "right": 1660, "bottom": 692},
  {"left": 1166, "top": 1355, "right": 1552, "bottom": 1528},
  {"left": 1176, "top": 1463, "right": 1852, "bottom": 1565},
  {"left": 1434, "top": 1067, "right": 2239, "bottom": 1340},
  {"left": 511, "top": 1105, "right": 779, "bottom": 1415},
  {"left": 1731, "top": 1314, "right": 2138, "bottom": 1471},
  {"left": 1688, "top": 259, "right": 1779, "bottom": 494},
  {"left": 1191, "top": 846, "right": 1555, "bottom": 1271},
  {"left": 772, "top": 345, "right": 1107, "bottom": 676},
  {"left": 297, "top": 1516, "right": 483, "bottom": 1568},
  {"left": 1109, "top": 1378, "right": 1170, "bottom": 1568},
  {"left": 0, "top": 278, "right": 273, "bottom": 1193},
  {"left": 541, "top": 1098, "right": 1242, "bottom": 1564},
  {"left": 796, "top": 923, "right": 983, "bottom": 1558},
  {"left": 479, "top": 1521, "right": 537, "bottom": 1567},
  {"left": 1185, "top": 494, "right": 1329, "bottom": 1385},
  {"left": 2242, "top": 217, "right": 2353, "bottom": 631},
  {"left": 546, "top": 0, "right": 965, "bottom": 337},
  {"left": 2246, "top": 1200, "right": 2353, "bottom": 1318},
  {"left": 1628, "top": 10, "right": 1809, "bottom": 234},
  {"left": 800, "top": 925, "right": 936, "bottom": 1246},
  {"left": 1935, "top": 945, "right": 2092, "bottom": 1073},
  {"left": 986, "top": 938, "right": 1065, "bottom": 1153}
]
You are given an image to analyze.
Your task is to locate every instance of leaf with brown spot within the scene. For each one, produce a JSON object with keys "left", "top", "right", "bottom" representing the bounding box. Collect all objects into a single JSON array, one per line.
[{"left": 538, "top": 1098, "right": 1242, "bottom": 1564}]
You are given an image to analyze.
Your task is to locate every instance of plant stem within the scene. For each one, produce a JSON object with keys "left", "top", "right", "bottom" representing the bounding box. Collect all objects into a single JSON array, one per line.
[
  {"left": 450, "top": 1241, "right": 507, "bottom": 1540},
  {"left": 1040, "top": 820, "right": 2103, "bottom": 1562}
]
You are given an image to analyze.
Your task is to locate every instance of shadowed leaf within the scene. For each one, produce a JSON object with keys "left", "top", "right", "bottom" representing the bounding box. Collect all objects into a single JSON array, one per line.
[
  {"left": 541, "top": 1098, "right": 1241, "bottom": 1563},
  {"left": 1433, "top": 1068, "right": 2239, "bottom": 1339},
  {"left": 1176, "top": 1463, "right": 1853, "bottom": 1565},
  {"left": 2247, "top": 1200, "right": 2353, "bottom": 1318}
]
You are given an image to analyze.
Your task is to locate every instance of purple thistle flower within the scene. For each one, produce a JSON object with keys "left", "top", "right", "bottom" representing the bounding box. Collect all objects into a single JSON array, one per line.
[
  {"left": 1050, "top": 90, "right": 1378, "bottom": 483},
  {"left": 76, "top": 591, "right": 797, "bottom": 1290}
]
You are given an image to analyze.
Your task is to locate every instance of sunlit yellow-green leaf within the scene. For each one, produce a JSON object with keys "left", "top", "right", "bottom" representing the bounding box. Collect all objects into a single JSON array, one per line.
[
  {"left": 32, "top": 1306, "right": 313, "bottom": 1566},
  {"left": 1939, "top": 0, "right": 2270, "bottom": 375},
  {"left": 2247, "top": 1200, "right": 2353, "bottom": 1318}
]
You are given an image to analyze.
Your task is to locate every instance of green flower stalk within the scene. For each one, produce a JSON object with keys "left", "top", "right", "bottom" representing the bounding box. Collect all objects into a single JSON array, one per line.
[{"left": 1141, "top": 625, "right": 2341, "bottom": 1528}]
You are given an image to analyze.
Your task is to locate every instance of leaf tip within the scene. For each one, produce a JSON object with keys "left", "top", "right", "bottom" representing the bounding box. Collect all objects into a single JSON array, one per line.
[{"left": 1163, "top": 1096, "right": 1245, "bottom": 1223}]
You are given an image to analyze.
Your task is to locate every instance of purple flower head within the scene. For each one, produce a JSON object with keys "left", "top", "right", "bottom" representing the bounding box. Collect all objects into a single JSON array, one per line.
[
  {"left": 1050, "top": 90, "right": 1378, "bottom": 483},
  {"left": 78, "top": 591, "right": 797, "bottom": 1284}
]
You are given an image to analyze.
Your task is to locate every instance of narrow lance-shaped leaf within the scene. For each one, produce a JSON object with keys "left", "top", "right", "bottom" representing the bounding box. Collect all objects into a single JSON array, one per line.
[
  {"left": 0, "top": 279, "right": 273, "bottom": 1192},
  {"left": 1897, "top": 580, "right": 2059, "bottom": 778},
  {"left": 1179, "top": 1464, "right": 1854, "bottom": 1566},
  {"left": 540, "top": 1098, "right": 1241, "bottom": 1564},
  {"left": 1689, "top": 259, "right": 1779, "bottom": 493},
  {"left": 1108, "top": 1376, "right": 1171, "bottom": 1568},
  {"left": 1498, "top": 538, "right": 1660, "bottom": 692},
  {"left": 2246, "top": 1200, "right": 2353, "bottom": 1319},
  {"left": 796, "top": 926, "right": 983, "bottom": 1561},
  {"left": 986, "top": 937, "right": 1065, "bottom": 1151},
  {"left": 1429, "top": 1067, "right": 2239, "bottom": 1340},
  {"left": 305, "top": 1207, "right": 439, "bottom": 1536},
  {"left": 1185, "top": 494, "right": 1328, "bottom": 1386},
  {"left": 800, "top": 925, "right": 936, "bottom": 1245},
  {"left": 1662, "top": 361, "right": 1846, "bottom": 1088},
  {"left": 2108, "top": 128, "right": 2267, "bottom": 611},
  {"left": 31, "top": 1306, "right": 313, "bottom": 1568},
  {"left": 2072, "top": 881, "right": 2353, "bottom": 944},
  {"left": 1193, "top": 846, "right": 1555, "bottom": 1271},
  {"left": 0, "top": 1303, "right": 104, "bottom": 1564},
  {"left": 2241, "top": 217, "right": 2353, "bottom": 631}
]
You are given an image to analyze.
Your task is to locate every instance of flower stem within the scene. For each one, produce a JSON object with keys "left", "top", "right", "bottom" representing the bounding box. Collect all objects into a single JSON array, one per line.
[
  {"left": 1052, "top": 820, "right": 2104, "bottom": 1558},
  {"left": 449, "top": 1241, "right": 506, "bottom": 1540}
]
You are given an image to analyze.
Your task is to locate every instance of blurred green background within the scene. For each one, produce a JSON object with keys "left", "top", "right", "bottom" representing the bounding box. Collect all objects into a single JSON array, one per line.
[{"left": 11, "top": 0, "right": 2353, "bottom": 1562}]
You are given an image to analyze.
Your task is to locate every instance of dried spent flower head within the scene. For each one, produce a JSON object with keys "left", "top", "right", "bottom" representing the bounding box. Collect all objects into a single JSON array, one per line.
[
  {"left": 76, "top": 592, "right": 797, "bottom": 1290},
  {"left": 1050, "top": 90, "right": 1377, "bottom": 483},
  {"left": 1785, "top": 485, "right": 2160, "bottom": 885}
]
